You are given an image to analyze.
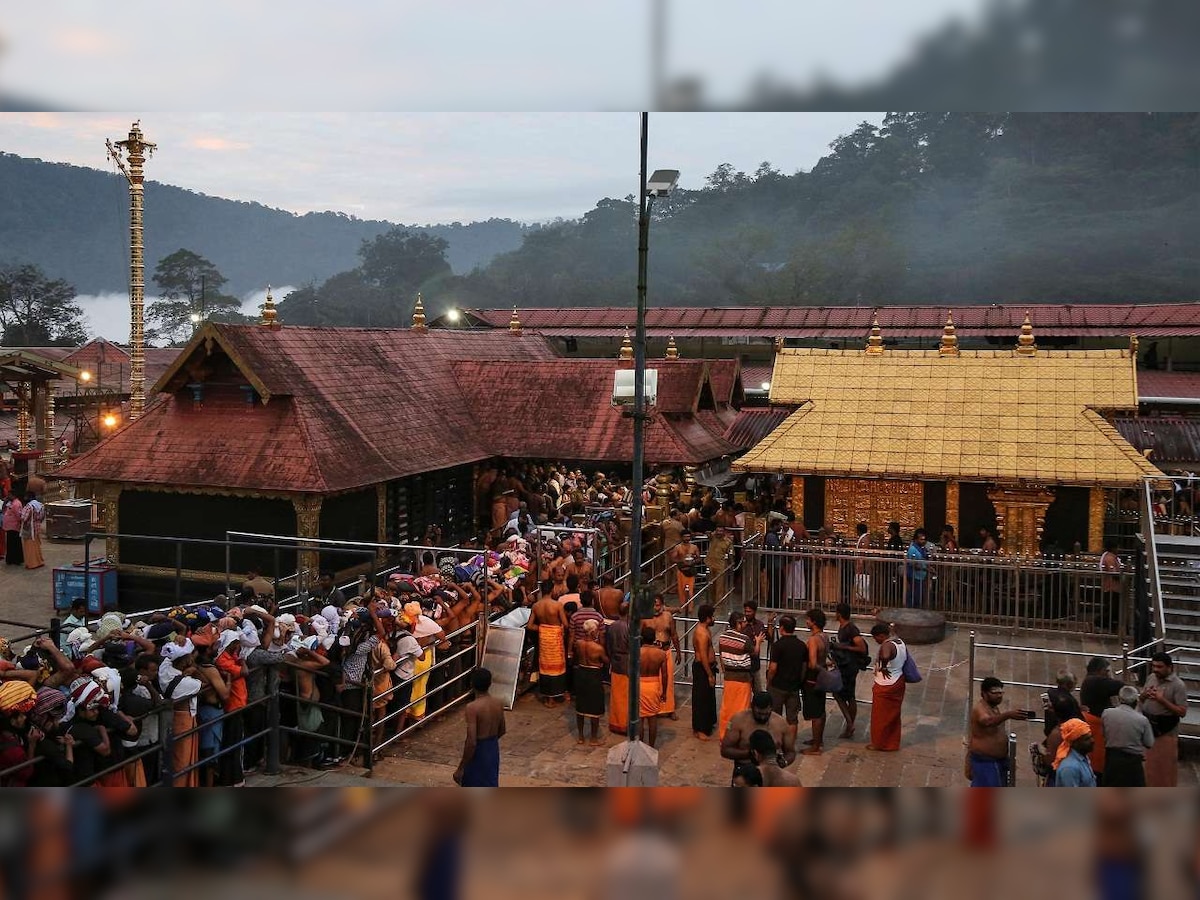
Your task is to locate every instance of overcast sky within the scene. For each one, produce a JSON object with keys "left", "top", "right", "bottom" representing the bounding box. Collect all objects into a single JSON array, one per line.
[
  {"left": 0, "top": 2, "right": 987, "bottom": 109},
  {"left": 0, "top": 112, "right": 880, "bottom": 224}
]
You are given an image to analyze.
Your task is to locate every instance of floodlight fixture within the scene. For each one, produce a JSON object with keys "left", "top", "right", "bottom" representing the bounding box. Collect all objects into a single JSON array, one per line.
[{"left": 646, "top": 169, "right": 679, "bottom": 197}]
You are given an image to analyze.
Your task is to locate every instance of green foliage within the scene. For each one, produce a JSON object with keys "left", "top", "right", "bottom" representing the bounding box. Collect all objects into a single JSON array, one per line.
[
  {"left": 0, "top": 264, "right": 88, "bottom": 346},
  {"left": 148, "top": 248, "right": 242, "bottom": 344}
]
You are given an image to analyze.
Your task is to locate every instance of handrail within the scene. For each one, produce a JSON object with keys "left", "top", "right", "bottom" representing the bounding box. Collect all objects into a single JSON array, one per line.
[{"left": 1142, "top": 476, "right": 1168, "bottom": 647}]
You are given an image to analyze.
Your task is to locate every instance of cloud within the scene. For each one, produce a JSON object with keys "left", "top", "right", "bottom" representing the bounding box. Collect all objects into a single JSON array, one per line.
[
  {"left": 75, "top": 293, "right": 132, "bottom": 343},
  {"left": 190, "top": 136, "right": 252, "bottom": 152}
]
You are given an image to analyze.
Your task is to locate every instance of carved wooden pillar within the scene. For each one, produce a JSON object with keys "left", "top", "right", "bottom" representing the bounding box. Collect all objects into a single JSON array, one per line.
[
  {"left": 292, "top": 494, "right": 324, "bottom": 592},
  {"left": 1088, "top": 487, "right": 1107, "bottom": 553},
  {"left": 946, "top": 480, "right": 960, "bottom": 536},
  {"left": 95, "top": 483, "right": 123, "bottom": 564},
  {"left": 33, "top": 382, "right": 50, "bottom": 454},
  {"left": 987, "top": 484, "right": 1055, "bottom": 557},
  {"left": 376, "top": 483, "right": 388, "bottom": 564}
]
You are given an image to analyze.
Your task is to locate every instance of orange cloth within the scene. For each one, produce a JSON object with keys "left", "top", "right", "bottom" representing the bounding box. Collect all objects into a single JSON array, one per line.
[
  {"left": 1053, "top": 719, "right": 1092, "bottom": 770},
  {"left": 537, "top": 624, "right": 566, "bottom": 677},
  {"left": 639, "top": 676, "right": 663, "bottom": 718},
  {"left": 661, "top": 652, "right": 676, "bottom": 715},
  {"left": 609, "top": 671, "right": 629, "bottom": 735},
  {"left": 171, "top": 708, "right": 199, "bottom": 788},
  {"left": 1083, "top": 710, "right": 1106, "bottom": 775},
  {"left": 870, "top": 678, "right": 906, "bottom": 751},
  {"left": 676, "top": 574, "right": 696, "bottom": 610},
  {"left": 718, "top": 679, "right": 753, "bottom": 740}
]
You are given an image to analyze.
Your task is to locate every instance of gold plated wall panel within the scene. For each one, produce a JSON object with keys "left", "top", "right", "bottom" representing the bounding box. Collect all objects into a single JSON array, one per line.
[
  {"left": 1088, "top": 487, "right": 1107, "bottom": 552},
  {"left": 946, "top": 481, "right": 960, "bottom": 533},
  {"left": 825, "top": 478, "right": 923, "bottom": 538},
  {"left": 790, "top": 476, "right": 804, "bottom": 523},
  {"left": 987, "top": 485, "right": 1055, "bottom": 557}
]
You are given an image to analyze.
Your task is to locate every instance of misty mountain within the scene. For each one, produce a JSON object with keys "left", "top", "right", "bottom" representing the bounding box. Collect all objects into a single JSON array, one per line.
[{"left": 0, "top": 153, "right": 528, "bottom": 296}]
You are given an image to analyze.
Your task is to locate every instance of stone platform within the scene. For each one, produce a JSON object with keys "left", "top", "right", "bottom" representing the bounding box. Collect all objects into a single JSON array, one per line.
[{"left": 876, "top": 607, "right": 947, "bottom": 644}]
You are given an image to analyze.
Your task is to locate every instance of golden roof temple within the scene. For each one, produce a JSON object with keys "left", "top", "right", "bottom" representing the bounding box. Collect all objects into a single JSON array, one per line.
[{"left": 733, "top": 332, "right": 1164, "bottom": 556}]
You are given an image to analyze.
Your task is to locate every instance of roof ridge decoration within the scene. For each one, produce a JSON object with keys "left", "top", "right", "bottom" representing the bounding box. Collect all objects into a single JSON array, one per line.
[
  {"left": 508, "top": 305, "right": 522, "bottom": 334},
  {"left": 939, "top": 312, "right": 959, "bottom": 356},
  {"left": 665, "top": 335, "right": 679, "bottom": 360},
  {"left": 412, "top": 294, "right": 428, "bottom": 332},
  {"left": 260, "top": 285, "right": 281, "bottom": 330},
  {"left": 865, "top": 313, "right": 884, "bottom": 354},
  {"left": 619, "top": 327, "right": 633, "bottom": 361},
  {"left": 1016, "top": 312, "right": 1037, "bottom": 355}
]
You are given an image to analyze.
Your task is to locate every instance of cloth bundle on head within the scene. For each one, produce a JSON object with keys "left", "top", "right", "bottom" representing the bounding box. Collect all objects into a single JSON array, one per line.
[
  {"left": 91, "top": 667, "right": 122, "bottom": 707},
  {"left": 320, "top": 606, "right": 341, "bottom": 631},
  {"left": 33, "top": 687, "right": 67, "bottom": 723},
  {"left": 403, "top": 601, "right": 423, "bottom": 622},
  {"left": 161, "top": 639, "right": 195, "bottom": 662},
  {"left": 95, "top": 612, "right": 128, "bottom": 641},
  {"left": 0, "top": 681, "right": 37, "bottom": 714},
  {"left": 217, "top": 630, "right": 241, "bottom": 656},
  {"left": 68, "top": 678, "right": 108, "bottom": 711},
  {"left": 1053, "top": 718, "right": 1092, "bottom": 770}
]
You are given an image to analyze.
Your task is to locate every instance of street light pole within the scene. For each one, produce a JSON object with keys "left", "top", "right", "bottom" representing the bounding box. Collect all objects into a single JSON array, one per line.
[{"left": 627, "top": 111, "right": 651, "bottom": 750}]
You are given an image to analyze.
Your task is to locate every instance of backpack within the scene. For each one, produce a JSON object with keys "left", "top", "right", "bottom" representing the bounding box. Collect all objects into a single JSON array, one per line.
[{"left": 900, "top": 644, "right": 922, "bottom": 683}]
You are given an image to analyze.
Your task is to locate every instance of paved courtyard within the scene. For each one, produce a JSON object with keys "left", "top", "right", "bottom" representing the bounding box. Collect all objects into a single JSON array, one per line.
[{"left": 376, "top": 621, "right": 1200, "bottom": 787}]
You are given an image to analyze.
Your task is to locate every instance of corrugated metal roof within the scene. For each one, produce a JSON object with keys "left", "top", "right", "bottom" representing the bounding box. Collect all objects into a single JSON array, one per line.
[
  {"left": 461, "top": 303, "right": 1200, "bottom": 339},
  {"left": 1137, "top": 371, "right": 1200, "bottom": 401},
  {"left": 1113, "top": 416, "right": 1200, "bottom": 465}
]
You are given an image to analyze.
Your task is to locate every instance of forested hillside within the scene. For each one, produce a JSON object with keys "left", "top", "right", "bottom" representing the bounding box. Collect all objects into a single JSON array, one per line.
[
  {"left": 462, "top": 113, "right": 1200, "bottom": 309},
  {"left": 0, "top": 153, "right": 527, "bottom": 295}
]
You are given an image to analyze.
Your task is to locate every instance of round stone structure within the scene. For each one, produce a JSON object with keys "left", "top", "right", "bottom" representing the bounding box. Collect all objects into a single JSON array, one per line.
[{"left": 874, "top": 607, "right": 947, "bottom": 645}]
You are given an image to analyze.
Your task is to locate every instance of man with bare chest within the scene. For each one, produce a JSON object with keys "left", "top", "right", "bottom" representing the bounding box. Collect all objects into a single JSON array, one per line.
[
  {"left": 691, "top": 604, "right": 717, "bottom": 741},
  {"left": 968, "top": 677, "right": 1030, "bottom": 786},
  {"left": 596, "top": 574, "right": 624, "bottom": 621},
  {"left": 527, "top": 594, "right": 569, "bottom": 704},
  {"left": 721, "top": 691, "right": 796, "bottom": 785},
  {"left": 642, "top": 594, "right": 681, "bottom": 719},
  {"left": 454, "top": 668, "right": 506, "bottom": 787},
  {"left": 638, "top": 627, "right": 669, "bottom": 748}
]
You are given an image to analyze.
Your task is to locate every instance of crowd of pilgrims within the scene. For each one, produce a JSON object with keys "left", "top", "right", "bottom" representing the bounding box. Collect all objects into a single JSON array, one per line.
[{"left": 0, "top": 462, "right": 664, "bottom": 787}]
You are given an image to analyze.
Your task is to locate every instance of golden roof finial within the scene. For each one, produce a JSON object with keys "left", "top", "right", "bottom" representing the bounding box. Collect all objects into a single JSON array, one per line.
[
  {"left": 665, "top": 335, "right": 679, "bottom": 360},
  {"left": 1015, "top": 311, "right": 1036, "bottom": 355},
  {"left": 619, "top": 327, "right": 633, "bottom": 361},
  {"left": 412, "top": 293, "right": 428, "bottom": 332},
  {"left": 938, "top": 311, "right": 959, "bottom": 356},
  {"left": 508, "top": 305, "right": 522, "bottom": 334},
  {"left": 260, "top": 285, "right": 280, "bottom": 329},
  {"left": 1130, "top": 333, "right": 1139, "bottom": 354},
  {"left": 865, "top": 313, "right": 884, "bottom": 354}
]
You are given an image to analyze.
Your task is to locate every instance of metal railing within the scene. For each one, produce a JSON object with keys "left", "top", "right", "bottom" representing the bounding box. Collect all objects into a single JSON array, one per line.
[
  {"left": 740, "top": 541, "right": 1134, "bottom": 637},
  {"left": 1142, "top": 477, "right": 1169, "bottom": 646}
]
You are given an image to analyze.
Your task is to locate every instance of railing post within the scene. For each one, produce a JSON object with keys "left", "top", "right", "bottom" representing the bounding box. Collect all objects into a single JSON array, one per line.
[
  {"left": 1006, "top": 731, "right": 1017, "bottom": 786},
  {"left": 225, "top": 532, "right": 232, "bottom": 597},
  {"left": 363, "top": 669, "right": 375, "bottom": 776},
  {"left": 966, "top": 630, "right": 976, "bottom": 736},
  {"left": 160, "top": 713, "right": 175, "bottom": 787},
  {"left": 1121, "top": 642, "right": 1130, "bottom": 683},
  {"left": 476, "top": 611, "right": 488, "bottom": 667},
  {"left": 174, "top": 542, "right": 183, "bottom": 605},
  {"left": 49, "top": 616, "right": 61, "bottom": 651},
  {"left": 265, "top": 669, "right": 282, "bottom": 776}
]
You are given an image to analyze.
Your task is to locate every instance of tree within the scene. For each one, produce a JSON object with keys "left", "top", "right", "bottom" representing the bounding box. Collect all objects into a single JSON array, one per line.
[
  {"left": 0, "top": 264, "right": 88, "bottom": 346},
  {"left": 148, "top": 249, "right": 241, "bottom": 344},
  {"left": 358, "top": 228, "right": 452, "bottom": 298}
]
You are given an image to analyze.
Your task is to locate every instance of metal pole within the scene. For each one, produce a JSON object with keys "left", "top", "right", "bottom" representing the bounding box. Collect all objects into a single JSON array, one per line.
[
  {"left": 265, "top": 670, "right": 282, "bottom": 776},
  {"left": 627, "top": 111, "right": 651, "bottom": 750},
  {"left": 83, "top": 534, "right": 91, "bottom": 613},
  {"left": 1006, "top": 732, "right": 1017, "bottom": 786},
  {"left": 966, "top": 630, "right": 976, "bottom": 736},
  {"left": 1121, "top": 642, "right": 1130, "bottom": 683},
  {"left": 174, "top": 542, "right": 183, "bottom": 605},
  {"left": 224, "top": 533, "right": 232, "bottom": 598}
]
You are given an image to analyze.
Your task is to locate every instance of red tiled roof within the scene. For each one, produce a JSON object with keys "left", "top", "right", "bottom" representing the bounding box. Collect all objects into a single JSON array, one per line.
[
  {"left": 1137, "top": 371, "right": 1200, "bottom": 400},
  {"left": 460, "top": 303, "right": 1200, "bottom": 339},
  {"left": 1113, "top": 415, "right": 1200, "bottom": 465},
  {"left": 60, "top": 324, "right": 558, "bottom": 493},
  {"left": 742, "top": 365, "right": 772, "bottom": 391},
  {"left": 706, "top": 359, "right": 741, "bottom": 406},
  {"left": 449, "top": 360, "right": 740, "bottom": 466}
]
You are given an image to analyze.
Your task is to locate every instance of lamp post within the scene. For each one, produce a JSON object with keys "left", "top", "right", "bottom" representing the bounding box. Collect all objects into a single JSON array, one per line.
[{"left": 618, "top": 111, "right": 678, "bottom": 782}]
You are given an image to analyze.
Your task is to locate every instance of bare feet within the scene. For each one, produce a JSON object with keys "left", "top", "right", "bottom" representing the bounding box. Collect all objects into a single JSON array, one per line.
[
  {"left": 577, "top": 737, "right": 586, "bottom": 745},
  {"left": 590, "top": 739, "right": 605, "bottom": 747},
  {"left": 801, "top": 746, "right": 823, "bottom": 755},
  {"left": 694, "top": 731, "right": 711, "bottom": 742},
  {"left": 839, "top": 728, "right": 855, "bottom": 740}
]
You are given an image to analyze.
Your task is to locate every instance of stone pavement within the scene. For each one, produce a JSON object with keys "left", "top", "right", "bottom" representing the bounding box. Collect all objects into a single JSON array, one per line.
[
  {"left": 0, "top": 537, "right": 81, "bottom": 635},
  {"left": 375, "top": 621, "right": 1200, "bottom": 787}
]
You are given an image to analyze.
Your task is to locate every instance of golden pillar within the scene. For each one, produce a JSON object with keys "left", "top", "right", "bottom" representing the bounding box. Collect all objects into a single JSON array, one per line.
[
  {"left": 292, "top": 495, "right": 324, "bottom": 592},
  {"left": 790, "top": 476, "right": 805, "bottom": 524},
  {"left": 95, "top": 483, "right": 123, "bottom": 564},
  {"left": 987, "top": 484, "right": 1055, "bottom": 557},
  {"left": 107, "top": 122, "right": 156, "bottom": 421},
  {"left": 1088, "top": 487, "right": 1107, "bottom": 553},
  {"left": 946, "top": 480, "right": 960, "bottom": 534},
  {"left": 15, "top": 384, "right": 32, "bottom": 452}
]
